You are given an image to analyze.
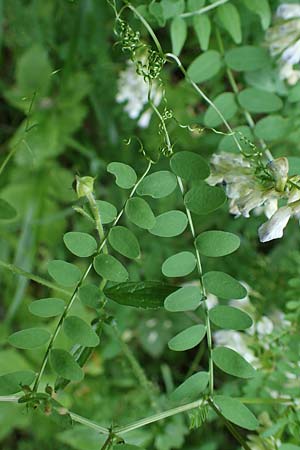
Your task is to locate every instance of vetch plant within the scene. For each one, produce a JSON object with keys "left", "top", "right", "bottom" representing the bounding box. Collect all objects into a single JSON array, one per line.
[{"left": 1, "top": 1, "right": 300, "bottom": 450}]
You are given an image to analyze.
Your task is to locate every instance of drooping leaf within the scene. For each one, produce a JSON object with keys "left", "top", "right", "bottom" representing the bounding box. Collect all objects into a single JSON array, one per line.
[
  {"left": 168, "top": 324, "right": 206, "bottom": 351},
  {"left": 187, "top": 50, "right": 222, "bottom": 84},
  {"left": 212, "top": 347, "right": 256, "bottom": 378},
  {"left": 137, "top": 171, "right": 177, "bottom": 199},
  {"left": 50, "top": 349, "right": 83, "bottom": 381},
  {"left": 214, "top": 395, "right": 259, "bottom": 430},
  {"left": 48, "top": 260, "right": 81, "bottom": 287},
  {"left": 96, "top": 200, "right": 117, "bottom": 224},
  {"left": 109, "top": 226, "right": 140, "bottom": 259},
  {"left": 8, "top": 328, "right": 51, "bottom": 349},
  {"left": 184, "top": 182, "right": 226, "bottom": 215},
  {"left": 171, "top": 17, "right": 187, "bottom": 56},
  {"left": 107, "top": 162, "right": 137, "bottom": 189},
  {"left": 204, "top": 93, "right": 237, "bottom": 128},
  {"left": 0, "top": 199, "right": 17, "bottom": 220},
  {"left": 288, "top": 84, "right": 300, "bottom": 103},
  {"left": 188, "top": 0, "right": 205, "bottom": 11},
  {"left": 63, "top": 316, "right": 99, "bottom": 347},
  {"left": 196, "top": 230, "right": 240, "bottom": 257},
  {"left": 0, "top": 370, "right": 36, "bottom": 395},
  {"left": 78, "top": 283, "right": 103, "bottom": 309},
  {"left": 193, "top": 15, "right": 211, "bottom": 51},
  {"left": 209, "top": 305, "right": 253, "bottom": 330},
  {"left": 170, "top": 151, "right": 210, "bottom": 181},
  {"left": 238, "top": 88, "right": 283, "bottom": 113},
  {"left": 104, "top": 281, "right": 178, "bottom": 309},
  {"left": 164, "top": 286, "right": 202, "bottom": 312},
  {"left": 161, "top": 0, "right": 185, "bottom": 20},
  {"left": 217, "top": 3, "right": 242, "bottom": 44},
  {"left": 162, "top": 251, "right": 196, "bottom": 277},
  {"left": 149, "top": 211, "right": 188, "bottom": 237},
  {"left": 28, "top": 298, "right": 65, "bottom": 317},
  {"left": 203, "top": 271, "right": 247, "bottom": 299},
  {"left": 125, "top": 197, "right": 156, "bottom": 229},
  {"left": 63, "top": 232, "right": 97, "bottom": 257},
  {"left": 225, "top": 46, "right": 270, "bottom": 72},
  {"left": 93, "top": 254, "right": 128, "bottom": 282},
  {"left": 171, "top": 371, "right": 209, "bottom": 404}
]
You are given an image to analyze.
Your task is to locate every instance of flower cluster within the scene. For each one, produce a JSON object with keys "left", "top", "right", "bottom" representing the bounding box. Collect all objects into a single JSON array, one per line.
[
  {"left": 208, "top": 152, "right": 300, "bottom": 242},
  {"left": 116, "top": 58, "right": 162, "bottom": 128},
  {"left": 266, "top": 3, "right": 300, "bottom": 85}
]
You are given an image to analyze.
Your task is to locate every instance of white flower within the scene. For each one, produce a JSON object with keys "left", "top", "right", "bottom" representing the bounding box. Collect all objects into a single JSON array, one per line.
[
  {"left": 277, "top": 3, "right": 300, "bottom": 20},
  {"left": 116, "top": 60, "right": 162, "bottom": 128},
  {"left": 267, "top": 4, "right": 300, "bottom": 85},
  {"left": 256, "top": 316, "right": 274, "bottom": 336},
  {"left": 258, "top": 206, "right": 292, "bottom": 242}
]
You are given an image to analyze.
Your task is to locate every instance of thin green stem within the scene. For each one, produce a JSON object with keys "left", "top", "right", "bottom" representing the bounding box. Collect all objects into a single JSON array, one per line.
[
  {"left": 180, "top": 0, "right": 230, "bottom": 18},
  {"left": 32, "top": 160, "right": 153, "bottom": 392},
  {"left": 215, "top": 29, "right": 273, "bottom": 162},
  {"left": 69, "top": 411, "right": 109, "bottom": 435},
  {"left": 0, "top": 259, "right": 71, "bottom": 296},
  {"left": 165, "top": 52, "right": 243, "bottom": 154},
  {"left": 177, "top": 177, "right": 214, "bottom": 396}
]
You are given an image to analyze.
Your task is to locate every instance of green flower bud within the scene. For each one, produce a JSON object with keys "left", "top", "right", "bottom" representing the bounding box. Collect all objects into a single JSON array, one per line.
[
  {"left": 75, "top": 176, "right": 95, "bottom": 199},
  {"left": 269, "top": 157, "right": 289, "bottom": 192}
]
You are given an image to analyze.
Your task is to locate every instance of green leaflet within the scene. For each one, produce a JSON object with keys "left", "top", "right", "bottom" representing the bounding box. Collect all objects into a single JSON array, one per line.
[
  {"left": 109, "top": 226, "right": 140, "bottom": 259},
  {"left": 149, "top": 210, "right": 188, "bottom": 237},
  {"left": 187, "top": 50, "right": 222, "bottom": 84},
  {"left": 164, "top": 286, "right": 202, "bottom": 312},
  {"left": 8, "top": 328, "right": 51, "bottom": 349},
  {"left": 184, "top": 182, "right": 226, "bottom": 215},
  {"left": 48, "top": 260, "right": 81, "bottom": 287},
  {"left": 50, "top": 348, "right": 83, "bottom": 381},
  {"left": 225, "top": 46, "right": 270, "bottom": 72},
  {"left": 93, "top": 254, "right": 128, "bottom": 282},
  {"left": 78, "top": 283, "right": 103, "bottom": 309},
  {"left": 104, "top": 281, "right": 178, "bottom": 309},
  {"left": 209, "top": 305, "right": 253, "bottom": 330},
  {"left": 168, "top": 324, "right": 206, "bottom": 351},
  {"left": 28, "top": 298, "right": 65, "bottom": 317},
  {"left": 162, "top": 251, "right": 196, "bottom": 277},
  {"left": 125, "top": 197, "right": 156, "bottom": 229},
  {"left": 214, "top": 395, "right": 259, "bottom": 430},
  {"left": 193, "top": 15, "right": 211, "bottom": 51},
  {"left": 137, "top": 170, "right": 177, "bottom": 198},
  {"left": 217, "top": 3, "right": 242, "bottom": 44},
  {"left": 63, "top": 316, "right": 99, "bottom": 347},
  {"left": 195, "top": 230, "right": 240, "bottom": 257},
  {"left": 107, "top": 162, "right": 137, "bottom": 189},
  {"left": 170, "top": 151, "right": 210, "bottom": 181},
  {"left": 204, "top": 92, "right": 237, "bottom": 128},
  {"left": 212, "top": 347, "right": 256, "bottom": 379},
  {"left": 170, "top": 371, "right": 209, "bottom": 404},
  {"left": 0, "top": 199, "right": 17, "bottom": 220},
  {"left": 203, "top": 271, "right": 247, "bottom": 299},
  {"left": 171, "top": 17, "right": 187, "bottom": 56},
  {"left": 63, "top": 232, "right": 97, "bottom": 257},
  {"left": 254, "top": 115, "right": 289, "bottom": 141},
  {"left": 0, "top": 370, "right": 36, "bottom": 395},
  {"left": 96, "top": 200, "right": 117, "bottom": 224},
  {"left": 238, "top": 88, "right": 283, "bottom": 113}
]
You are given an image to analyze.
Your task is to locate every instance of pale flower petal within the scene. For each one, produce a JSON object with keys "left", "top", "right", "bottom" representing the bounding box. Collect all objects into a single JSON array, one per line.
[
  {"left": 258, "top": 206, "right": 292, "bottom": 243},
  {"left": 277, "top": 4, "right": 300, "bottom": 19}
]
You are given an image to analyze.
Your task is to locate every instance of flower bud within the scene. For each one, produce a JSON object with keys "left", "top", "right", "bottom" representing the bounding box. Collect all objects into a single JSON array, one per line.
[{"left": 75, "top": 176, "right": 94, "bottom": 199}]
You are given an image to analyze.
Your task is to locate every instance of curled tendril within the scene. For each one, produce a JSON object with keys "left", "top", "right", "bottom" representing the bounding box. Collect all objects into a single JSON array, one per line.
[
  {"left": 116, "top": 19, "right": 141, "bottom": 53},
  {"left": 123, "top": 136, "right": 155, "bottom": 162}
]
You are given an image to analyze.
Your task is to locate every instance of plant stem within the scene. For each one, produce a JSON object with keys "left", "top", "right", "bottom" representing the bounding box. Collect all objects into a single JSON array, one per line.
[
  {"left": 215, "top": 29, "right": 273, "bottom": 162},
  {"left": 0, "top": 259, "right": 71, "bottom": 296},
  {"left": 180, "top": 0, "right": 230, "bottom": 18},
  {"left": 32, "top": 160, "right": 153, "bottom": 392},
  {"left": 165, "top": 52, "right": 243, "bottom": 154},
  {"left": 176, "top": 177, "right": 214, "bottom": 396}
]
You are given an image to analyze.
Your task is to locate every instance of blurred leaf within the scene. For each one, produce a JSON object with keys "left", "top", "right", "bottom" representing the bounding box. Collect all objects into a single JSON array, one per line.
[
  {"left": 238, "top": 88, "right": 283, "bottom": 113},
  {"left": 204, "top": 92, "right": 237, "bottom": 128},
  {"left": 187, "top": 50, "right": 222, "bottom": 83},
  {"left": 225, "top": 46, "right": 270, "bottom": 72},
  {"left": 171, "top": 17, "right": 187, "bottom": 56},
  {"left": 241, "top": 0, "right": 271, "bottom": 30},
  {"left": 217, "top": 4, "right": 242, "bottom": 44},
  {"left": 193, "top": 15, "right": 211, "bottom": 51}
]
